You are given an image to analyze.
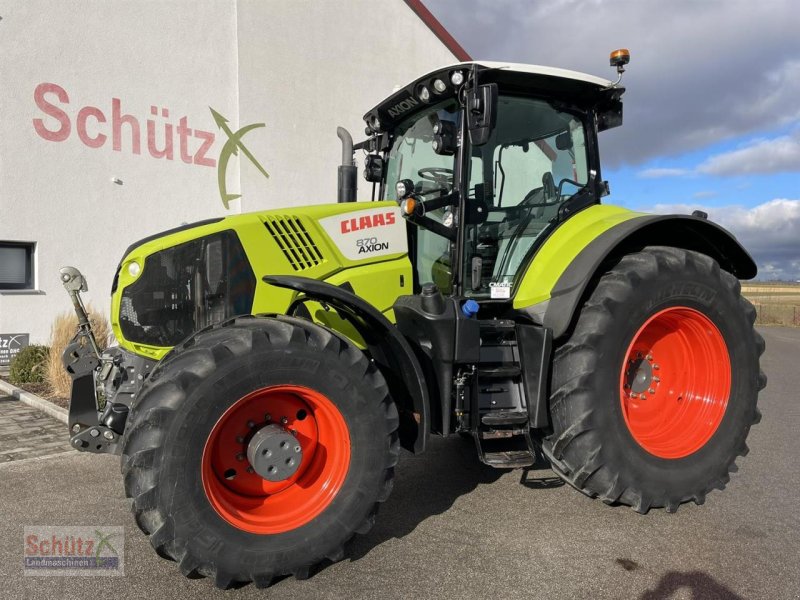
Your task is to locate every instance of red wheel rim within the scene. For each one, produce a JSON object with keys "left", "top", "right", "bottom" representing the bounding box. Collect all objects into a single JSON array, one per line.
[
  {"left": 619, "top": 307, "right": 731, "bottom": 459},
  {"left": 201, "top": 385, "right": 350, "bottom": 534}
]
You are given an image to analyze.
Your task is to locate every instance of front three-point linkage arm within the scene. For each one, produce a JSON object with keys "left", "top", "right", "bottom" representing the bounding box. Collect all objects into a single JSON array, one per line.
[
  {"left": 59, "top": 266, "right": 120, "bottom": 453},
  {"left": 60, "top": 266, "right": 103, "bottom": 360}
]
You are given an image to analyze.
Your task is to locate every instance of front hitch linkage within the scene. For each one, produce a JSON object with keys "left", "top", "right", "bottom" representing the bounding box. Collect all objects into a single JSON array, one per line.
[{"left": 59, "top": 266, "right": 120, "bottom": 453}]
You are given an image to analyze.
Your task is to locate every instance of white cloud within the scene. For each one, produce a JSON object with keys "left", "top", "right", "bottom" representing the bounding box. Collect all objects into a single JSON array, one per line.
[
  {"left": 426, "top": 0, "right": 800, "bottom": 166},
  {"left": 698, "top": 132, "right": 800, "bottom": 175},
  {"left": 638, "top": 168, "right": 690, "bottom": 179},
  {"left": 692, "top": 190, "right": 718, "bottom": 199},
  {"left": 650, "top": 199, "right": 800, "bottom": 280}
]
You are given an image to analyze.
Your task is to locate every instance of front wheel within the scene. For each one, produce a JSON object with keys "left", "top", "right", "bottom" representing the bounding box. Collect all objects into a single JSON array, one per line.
[
  {"left": 121, "top": 316, "right": 399, "bottom": 588},
  {"left": 542, "top": 247, "right": 765, "bottom": 513}
]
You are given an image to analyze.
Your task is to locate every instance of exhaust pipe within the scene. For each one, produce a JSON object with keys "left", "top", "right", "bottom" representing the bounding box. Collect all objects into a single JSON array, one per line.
[{"left": 337, "top": 127, "right": 357, "bottom": 203}]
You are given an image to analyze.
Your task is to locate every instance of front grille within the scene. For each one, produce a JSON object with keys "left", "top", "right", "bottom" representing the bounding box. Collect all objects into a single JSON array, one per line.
[
  {"left": 264, "top": 216, "right": 325, "bottom": 271},
  {"left": 118, "top": 230, "right": 255, "bottom": 348}
]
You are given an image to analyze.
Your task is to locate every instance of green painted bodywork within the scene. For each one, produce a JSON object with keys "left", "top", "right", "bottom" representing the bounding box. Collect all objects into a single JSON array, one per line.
[
  {"left": 111, "top": 201, "right": 410, "bottom": 360},
  {"left": 512, "top": 204, "right": 644, "bottom": 309},
  {"left": 111, "top": 200, "right": 641, "bottom": 360}
]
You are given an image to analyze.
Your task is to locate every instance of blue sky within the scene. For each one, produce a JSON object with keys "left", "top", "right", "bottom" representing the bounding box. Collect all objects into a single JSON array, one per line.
[{"left": 426, "top": 0, "right": 800, "bottom": 279}]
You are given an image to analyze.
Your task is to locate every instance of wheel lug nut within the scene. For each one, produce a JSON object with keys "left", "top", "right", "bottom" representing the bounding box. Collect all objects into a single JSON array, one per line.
[
  {"left": 630, "top": 392, "right": 638, "bottom": 399},
  {"left": 653, "top": 376, "right": 660, "bottom": 383},
  {"left": 294, "top": 445, "right": 301, "bottom": 453},
  {"left": 246, "top": 466, "right": 254, "bottom": 474},
  {"left": 248, "top": 420, "right": 256, "bottom": 429},
  {"left": 236, "top": 453, "right": 245, "bottom": 461},
  {"left": 236, "top": 436, "right": 244, "bottom": 444},
  {"left": 646, "top": 354, "right": 653, "bottom": 361},
  {"left": 653, "top": 364, "right": 660, "bottom": 370},
  {"left": 280, "top": 416, "right": 288, "bottom": 425},
  {"left": 264, "top": 413, "right": 271, "bottom": 422},
  {"left": 649, "top": 388, "right": 656, "bottom": 394}
]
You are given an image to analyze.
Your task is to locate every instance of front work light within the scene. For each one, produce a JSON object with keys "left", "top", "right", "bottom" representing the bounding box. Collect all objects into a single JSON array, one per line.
[
  {"left": 450, "top": 70, "right": 464, "bottom": 86},
  {"left": 433, "top": 79, "right": 447, "bottom": 93},
  {"left": 395, "top": 179, "right": 415, "bottom": 200},
  {"left": 418, "top": 86, "right": 431, "bottom": 102}
]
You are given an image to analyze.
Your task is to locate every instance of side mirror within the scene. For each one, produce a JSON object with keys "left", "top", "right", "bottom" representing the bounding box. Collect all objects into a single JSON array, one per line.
[
  {"left": 466, "top": 83, "right": 498, "bottom": 146},
  {"left": 555, "top": 132, "right": 573, "bottom": 150}
]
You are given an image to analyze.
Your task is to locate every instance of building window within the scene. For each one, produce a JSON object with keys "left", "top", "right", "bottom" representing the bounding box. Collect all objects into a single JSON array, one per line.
[{"left": 0, "top": 242, "right": 35, "bottom": 290}]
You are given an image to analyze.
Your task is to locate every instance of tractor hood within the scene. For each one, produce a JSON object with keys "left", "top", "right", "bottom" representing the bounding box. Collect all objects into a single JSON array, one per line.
[{"left": 110, "top": 201, "right": 407, "bottom": 359}]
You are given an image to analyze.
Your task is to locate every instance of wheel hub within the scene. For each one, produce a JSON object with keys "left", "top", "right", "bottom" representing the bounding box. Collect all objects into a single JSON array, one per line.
[
  {"left": 201, "top": 384, "right": 351, "bottom": 534},
  {"left": 246, "top": 424, "right": 303, "bottom": 481},
  {"left": 626, "top": 357, "right": 653, "bottom": 394}
]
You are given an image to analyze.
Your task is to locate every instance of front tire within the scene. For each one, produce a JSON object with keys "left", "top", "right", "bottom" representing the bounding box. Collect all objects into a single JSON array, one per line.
[
  {"left": 542, "top": 247, "right": 765, "bottom": 513},
  {"left": 121, "top": 315, "right": 399, "bottom": 588}
]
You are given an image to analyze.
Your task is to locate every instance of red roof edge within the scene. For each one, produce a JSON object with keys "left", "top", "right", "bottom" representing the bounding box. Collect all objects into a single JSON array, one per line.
[{"left": 402, "top": 0, "right": 472, "bottom": 62}]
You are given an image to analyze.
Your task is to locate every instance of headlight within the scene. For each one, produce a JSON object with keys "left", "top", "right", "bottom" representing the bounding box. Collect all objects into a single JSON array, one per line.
[
  {"left": 418, "top": 86, "right": 430, "bottom": 102},
  {"left": 127, "top": 261, "right": 141, "bottom": 278},
  {"left": 433, "top": 78, "right": 447, "bottom": 93},
  {"left": 450, "top": 70, "right": 464, "bottom": 86}
]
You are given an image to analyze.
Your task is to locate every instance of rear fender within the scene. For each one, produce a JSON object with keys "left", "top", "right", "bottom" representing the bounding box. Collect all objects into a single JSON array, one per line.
[
  {"left": 524, "top": 214, "right": 757, "bottom": 339},
  {"left": 264, "top": 275, "right": 429, "bottom": 454}
]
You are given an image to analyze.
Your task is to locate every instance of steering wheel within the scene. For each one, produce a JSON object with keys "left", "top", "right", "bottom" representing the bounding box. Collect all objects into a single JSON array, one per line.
[{"left": 418, "top": 167, "right": 454, "bottom": 186}]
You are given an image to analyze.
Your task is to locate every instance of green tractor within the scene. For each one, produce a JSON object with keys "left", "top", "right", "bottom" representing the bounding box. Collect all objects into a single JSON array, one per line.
[{"left": 61, "top": 50, "right": 765, "bottom": 588}]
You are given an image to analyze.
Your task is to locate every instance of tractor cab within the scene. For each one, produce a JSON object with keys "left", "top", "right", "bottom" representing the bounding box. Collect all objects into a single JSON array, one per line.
[{"left": 359, "top": 61, "right": 625, "bottom": 301}]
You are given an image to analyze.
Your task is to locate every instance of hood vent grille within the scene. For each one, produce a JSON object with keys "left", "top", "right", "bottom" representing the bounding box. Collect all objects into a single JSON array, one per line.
[{"left": 264, "top": 216, "right": 325, "bottom": 271}]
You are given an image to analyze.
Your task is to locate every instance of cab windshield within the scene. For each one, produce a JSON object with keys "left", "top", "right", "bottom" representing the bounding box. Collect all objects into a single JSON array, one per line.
[
  {"left": 382, "top": 95, "right": 589, "bottom": 297},
  {"left": 464, "top": 96, "right": 589, "bottom": 298},
  {"left": 384, "top": 100, "right": 460, "bottom": 291}
]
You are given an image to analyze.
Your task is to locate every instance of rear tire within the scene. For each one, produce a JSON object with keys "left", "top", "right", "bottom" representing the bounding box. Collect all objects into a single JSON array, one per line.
[
  {"left": 121, "top": 315, "right": 399, "bottom": 588},
  {"left": 542, "top": 247, "right": 765, "bottom": 513}
]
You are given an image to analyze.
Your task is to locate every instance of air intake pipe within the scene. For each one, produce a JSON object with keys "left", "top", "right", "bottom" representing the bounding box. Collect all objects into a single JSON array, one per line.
[{"left": 337, "top": 127, "right": 357, "bottom": 203}]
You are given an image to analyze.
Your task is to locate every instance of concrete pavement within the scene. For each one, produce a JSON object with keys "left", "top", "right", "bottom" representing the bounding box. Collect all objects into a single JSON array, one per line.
[{"left": 1, "top": 327, "right": 798, "bottom": 599}]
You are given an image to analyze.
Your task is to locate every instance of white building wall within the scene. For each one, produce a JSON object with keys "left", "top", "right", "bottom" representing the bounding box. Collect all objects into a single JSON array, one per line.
[{"left": 0, "top": 0, "right": 459, "bottom": 344}]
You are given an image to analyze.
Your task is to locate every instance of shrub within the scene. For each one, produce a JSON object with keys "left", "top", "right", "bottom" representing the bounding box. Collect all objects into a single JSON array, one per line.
[
  {"left": 9, "top": 344, "right": 50, "bottom": 385},
  {"left": 46, "top": 307, "right": 111, "bottom": 398}
]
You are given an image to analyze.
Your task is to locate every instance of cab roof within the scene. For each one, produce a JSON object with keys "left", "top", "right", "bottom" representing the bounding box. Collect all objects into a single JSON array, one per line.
[{"left": 364, "top": 61, "right": 623, "bottom": 131}]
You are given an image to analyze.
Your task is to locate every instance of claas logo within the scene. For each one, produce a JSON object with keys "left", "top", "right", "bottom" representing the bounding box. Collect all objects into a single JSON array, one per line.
[{"left": 340, "top": 212, "right": 396, "bottom": 234}]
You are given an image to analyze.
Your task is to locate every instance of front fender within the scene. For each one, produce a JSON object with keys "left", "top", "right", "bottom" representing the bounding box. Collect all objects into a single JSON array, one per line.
[{"left": 264, "top": 275, "right": 430, "bottom": 454}]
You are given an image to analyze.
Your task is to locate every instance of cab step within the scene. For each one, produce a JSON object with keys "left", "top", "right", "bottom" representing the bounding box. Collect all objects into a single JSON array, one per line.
[
  {"left": 481, "top": 410, "right": 529, "bottom": 426},
  {"left": 478, "top": 365, "right": 521, "bottom": 378},
  {"left": 472, "top": 427, "right": 537, "bottom": 469},
  {"left": 482, "top": 450, "right": 536, "bottom": 468}
]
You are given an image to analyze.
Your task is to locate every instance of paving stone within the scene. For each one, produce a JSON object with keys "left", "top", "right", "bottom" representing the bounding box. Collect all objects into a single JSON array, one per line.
[{"left": 0, "top": 395, "right": 73, "bottom": 461}]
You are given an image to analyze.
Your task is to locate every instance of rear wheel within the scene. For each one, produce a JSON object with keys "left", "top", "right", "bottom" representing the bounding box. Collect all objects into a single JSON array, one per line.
[
  {"left": 121, "top": 316, "right": 399, "bottom": 588},
  {"left": 542, "top": 247, "right": 765, "bottom": 513}
]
